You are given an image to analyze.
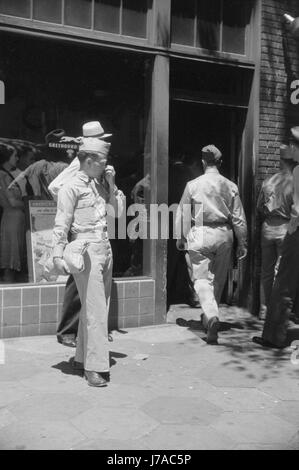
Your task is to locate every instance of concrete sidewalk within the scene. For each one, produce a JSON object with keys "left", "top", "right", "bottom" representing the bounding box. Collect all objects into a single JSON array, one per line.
[{"left": 0, "top": 305, "right": 299, "bottom": 450}]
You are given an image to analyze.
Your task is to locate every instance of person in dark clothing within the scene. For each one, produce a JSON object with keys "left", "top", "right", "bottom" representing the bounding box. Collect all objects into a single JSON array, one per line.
[{"left": 56, "top": 276, "right": 80, "bottom": 347}]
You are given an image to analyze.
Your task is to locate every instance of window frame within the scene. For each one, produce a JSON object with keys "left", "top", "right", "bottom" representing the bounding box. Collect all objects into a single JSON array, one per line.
[
  {"left": 170, "top": 0, "right": 255, "bottom": 61},
  {"left": 0, "top": 0, "right": 153, "bottom": 44}
]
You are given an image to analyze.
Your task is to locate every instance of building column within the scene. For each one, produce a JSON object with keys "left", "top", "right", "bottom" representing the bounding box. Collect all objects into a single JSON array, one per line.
[
  {"left": 238, "top": 0, "right": 262, "bottom": 312},
  {"left": 144, "top": 53, "right": 170, "bottom": 324}
]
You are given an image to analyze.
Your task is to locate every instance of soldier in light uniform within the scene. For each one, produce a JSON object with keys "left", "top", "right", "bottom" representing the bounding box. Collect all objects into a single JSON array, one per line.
[
  {"left": 52, "top": 138, "right": 124, "bottom": 387},
  {"left": 176, "top": 145, "right": 247, "bottom": 344}
]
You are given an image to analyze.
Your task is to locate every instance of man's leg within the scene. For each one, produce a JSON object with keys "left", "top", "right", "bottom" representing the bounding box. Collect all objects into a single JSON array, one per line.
[
  {"left": 56, "top": 275, "right": 81, "bottom": 346},
  {"left": 167, "top": 239, "right": 181, "bottom": 307},
  {"left": 189, "top": 249, "right": 219, "bottom": 343},
  {"left": 74, "top": 242, "right": 112, "bottom": 377},
  {"left": 261, "top": 237, "right": 277, "bottom": 308},
  {"left": 185, "top": 251, "right": 200, "bottom": 307},
  {"left": 261, "top": 230, "right": 299, "bottom": 347},
  {"left": 213, "top": 240, "right": 233, "bottom": 306}
]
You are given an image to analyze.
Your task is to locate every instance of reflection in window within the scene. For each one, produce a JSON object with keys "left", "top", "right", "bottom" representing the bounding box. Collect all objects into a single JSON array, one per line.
[
  {"left": 0, "top": 33, "right": 151, "bottom": 282},
  {"left": 222, "top": 0, "right": 251, "bottom": 54},
  {"left": 197, "top": 0, "right": 221, "bottom": 51},
  {"left": 122, "top": 0, "right": 148, "bottom": 38},
  {"left": 171, "top": 0, "right": 195, "bottom": 46},
  {"left": 65, "top": 0, "right": 92, "bottom": 29},
  {"left": 33, "top": 0, "right": 62, "bottom": 24},
  {"left": 94, "top": 0, "right": 120, "bottom": 34},
  {"left": 0, "top": 0, "right": 30, "bottom": 18}
]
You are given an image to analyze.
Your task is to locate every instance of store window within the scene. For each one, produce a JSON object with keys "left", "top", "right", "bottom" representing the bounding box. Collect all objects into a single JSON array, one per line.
[
  {"left": 0, "top": 0, "right": 150, "bottom": 39},
  {"left": 65, "top": 0, "right": 92, "bottom": 29},
  {"left": 33, "top": 0, "right": 62, "bottom": 24},
  {"left": 171, "top": 0, "right": 253, "bottom": 56},
  {"left": 94, "top": 0, "right": 120, "bottom": 34},
  {"left": 0, "top": 33, "right": 152, "bottom": 284},
  {"left": 197, "top": 0, "right": 221, "bottom": 51},
  {"left": 94, "top": 0, "right": 149, "bottom": 38},
  {"left": 0, "top": 0, "right": 30, "bottom": 18},
  {"left": 122, "top": 0, "right": 148, "bottom": 38},
  {"left": 171, "top": 0, "right": 195, "bottom": 46},
  {"left": 222, "top": 0, "right": 251, "bottom": 55}
]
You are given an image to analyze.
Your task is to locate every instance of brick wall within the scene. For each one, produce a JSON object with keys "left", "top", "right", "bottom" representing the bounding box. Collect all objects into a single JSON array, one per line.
[{"left": 259, "top": 0, "right": 299, "bottom": 184}]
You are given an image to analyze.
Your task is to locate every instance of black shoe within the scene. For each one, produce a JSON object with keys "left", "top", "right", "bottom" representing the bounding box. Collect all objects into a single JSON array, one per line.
[
  {"left": 252, "top": 336, "right": 285, "bottom": 349},
  {"left": 84, "top": 370, "right": 108, "bottom": 387},
  {"left": 206, "top": 317, "right": 219, "bottom": 344},
  {"left": 57, "top": 336, "right": 77, "bottom": 348},
  {"left": 176, "top": 318, "right": 190, "bottom": 327}
]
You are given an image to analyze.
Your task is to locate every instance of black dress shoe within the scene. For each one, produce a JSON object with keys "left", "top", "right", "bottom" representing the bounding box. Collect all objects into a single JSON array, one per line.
[
  {"left": 252, "top": 336, "right": 285, "bottom": 349},
  {"left": 84, "top": 370, "right": 108, "bottom": 387},
  {"left": 58, "top": 336, "right": 77, "bottom": 348},
  {"left": 176, "top": 318, "right": 190, "bottom": 327},
  {"left": 206, "top": 316, "right": 219, "bottom": 344}
]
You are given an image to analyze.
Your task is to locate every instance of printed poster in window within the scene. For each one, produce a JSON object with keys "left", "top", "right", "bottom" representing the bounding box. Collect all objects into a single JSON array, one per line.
[{"left": 26, "top": 200, "right": 67, "bottom": 283}]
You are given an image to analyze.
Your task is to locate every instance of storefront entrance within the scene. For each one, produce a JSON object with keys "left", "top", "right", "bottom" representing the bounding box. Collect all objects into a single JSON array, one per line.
[{"left": 167, "top": 98, "right": 247, "bottom": 307}]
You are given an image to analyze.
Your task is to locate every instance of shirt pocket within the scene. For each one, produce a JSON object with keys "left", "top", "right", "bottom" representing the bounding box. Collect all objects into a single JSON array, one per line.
[{"left": 75, "top": 196, "right": 97, "bottom": 225}]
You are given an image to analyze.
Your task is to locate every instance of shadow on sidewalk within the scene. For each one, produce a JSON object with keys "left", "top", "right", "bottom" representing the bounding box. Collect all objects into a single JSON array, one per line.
[
  {"left": 52, "top": 351, "right": 128, "bottom": 376},
  {"left": 176, "top": 318, "right": 244, "bottom": 332},
  {"left": 175, "top": 315, "right": 299, "bottom": 381}
]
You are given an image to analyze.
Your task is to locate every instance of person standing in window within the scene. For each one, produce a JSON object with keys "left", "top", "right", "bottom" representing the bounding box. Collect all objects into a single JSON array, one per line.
[{"left": 0, "top": 145, "right": 26, "bottom": 282}]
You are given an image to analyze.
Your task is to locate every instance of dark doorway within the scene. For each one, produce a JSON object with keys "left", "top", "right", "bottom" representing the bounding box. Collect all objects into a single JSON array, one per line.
[{"left": 167, "top": 99, "right": 247, "bottom": 307}]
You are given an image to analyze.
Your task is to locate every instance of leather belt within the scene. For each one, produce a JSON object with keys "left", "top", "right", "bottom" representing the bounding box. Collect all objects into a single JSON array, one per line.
[{"left": 72, "top": 231, "right": 109, "bottom": 241}]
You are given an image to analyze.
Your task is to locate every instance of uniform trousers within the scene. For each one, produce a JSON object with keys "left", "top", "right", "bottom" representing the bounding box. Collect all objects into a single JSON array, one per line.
[
  {"left": 262, "top": 229, "right": 299, "bottom": 347},
  {"left": 260, "top": 220, "right": 288, "bottom": 308},
  {"left": 73, "top": 239, "right": 113, "bottom": 372},
  {"left": 188, "top": 225, "right": 233, "bottom": 324},
  {"left": 56, "top": 275, "right": 80, "bottom": 341}
]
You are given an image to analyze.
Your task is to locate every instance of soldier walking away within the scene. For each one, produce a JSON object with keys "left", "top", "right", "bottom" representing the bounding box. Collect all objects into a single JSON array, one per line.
[{"left": 176, "top": 145, "right": 247, "bottom": 344}]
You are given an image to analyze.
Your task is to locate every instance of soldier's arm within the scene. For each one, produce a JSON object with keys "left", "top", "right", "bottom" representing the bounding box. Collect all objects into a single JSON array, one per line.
[
  {"left": 52, "top": 184, "right": 77, "bottom": 258},
  {"left": 231, "top": 188, "right": 248, "bottom": 258},
  {"left": 288, "top": 165, "right": 299, "bottom": 234},
  {"left": 175, "top": 183, "right": 192, "bottom": 242}
]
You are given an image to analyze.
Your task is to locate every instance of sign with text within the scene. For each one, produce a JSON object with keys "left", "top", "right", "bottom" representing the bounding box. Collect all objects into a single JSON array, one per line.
[
  {"left": 26, "top": 200, "right": 67, "bottom": 283},
  {"left": 0, "top": 80, "right": 4, "bottom": 104}
]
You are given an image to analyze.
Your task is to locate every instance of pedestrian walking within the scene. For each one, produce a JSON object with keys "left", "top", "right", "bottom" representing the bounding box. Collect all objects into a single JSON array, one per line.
[
  {"left": 176, "top": 145, "right": 247, "bottom": 344},
  {"left": 253, "top": 137, "right": 299, "bottom": 349},
  {"left": 257, "top": 144, "right": 296, "bottom": 317}
]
